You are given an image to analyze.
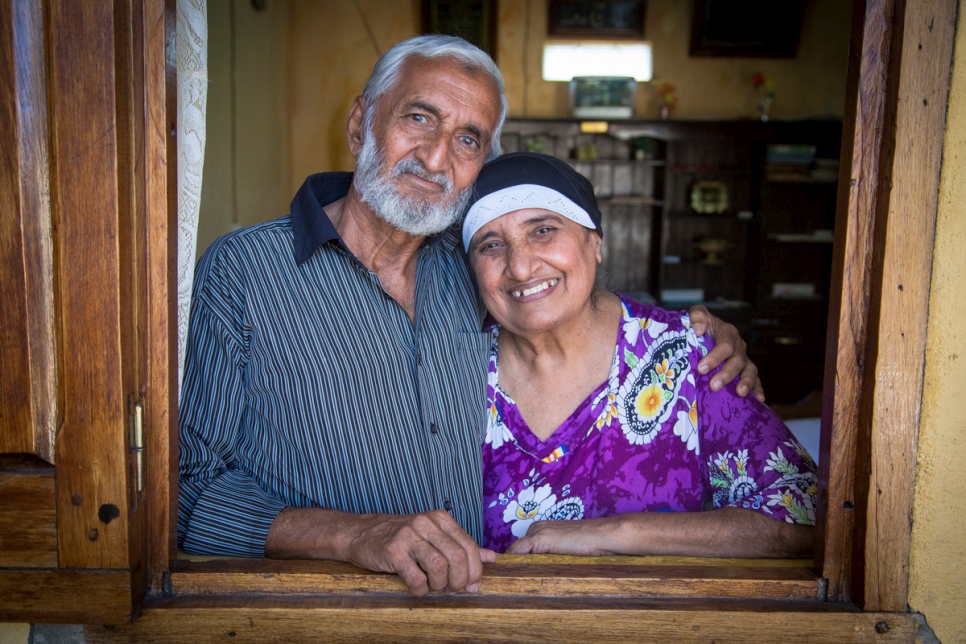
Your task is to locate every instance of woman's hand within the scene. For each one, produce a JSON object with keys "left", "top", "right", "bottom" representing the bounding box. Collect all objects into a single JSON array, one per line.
[
  {"left": 688, "top": 305, "right": 765, "bottom": 402},
  {"left": 505, "top": 517, "right": 620, "bottom": 556}
]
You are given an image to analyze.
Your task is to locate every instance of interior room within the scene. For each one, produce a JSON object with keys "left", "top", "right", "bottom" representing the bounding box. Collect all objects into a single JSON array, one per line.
[
  {"left": 196, "top": 0, "right": 853, "bottom": 457},
  {"left": 3, "top": 0, "right": 965, "bottom": 641}
]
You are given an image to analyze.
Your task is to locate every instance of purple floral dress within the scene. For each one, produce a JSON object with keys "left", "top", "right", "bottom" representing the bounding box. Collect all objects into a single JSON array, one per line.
[{"left": 482, "top": 295, "right": 818, "bottom": 553}]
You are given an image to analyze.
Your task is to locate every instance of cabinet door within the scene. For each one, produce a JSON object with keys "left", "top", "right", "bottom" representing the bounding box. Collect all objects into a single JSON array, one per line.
[{"left": 0, "top": 0, "right": 174, "bottom": 624}]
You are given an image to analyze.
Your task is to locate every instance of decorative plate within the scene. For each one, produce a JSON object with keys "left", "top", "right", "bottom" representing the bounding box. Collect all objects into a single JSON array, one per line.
[{"left": 689, "top": 180, "right": 729, "bottom": 214}]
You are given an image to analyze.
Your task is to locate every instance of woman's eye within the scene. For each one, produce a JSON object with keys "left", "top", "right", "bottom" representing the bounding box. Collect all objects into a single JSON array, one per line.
[
  {"left": 477, "top": 241, "right": 505, "bottom": 255},
  {"left": 533, "top": 227, "right": 555, "bottom": 238}
]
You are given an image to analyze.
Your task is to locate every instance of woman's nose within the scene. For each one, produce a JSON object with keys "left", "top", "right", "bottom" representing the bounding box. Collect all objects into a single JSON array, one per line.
[{"left": 506, "top": 243, "right": 538, "bottom": 280}]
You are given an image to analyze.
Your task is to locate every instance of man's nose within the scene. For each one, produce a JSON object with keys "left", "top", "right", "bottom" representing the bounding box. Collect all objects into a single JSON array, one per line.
[{"left": 415, "top": 131, "right": 451, "bottom": 174}]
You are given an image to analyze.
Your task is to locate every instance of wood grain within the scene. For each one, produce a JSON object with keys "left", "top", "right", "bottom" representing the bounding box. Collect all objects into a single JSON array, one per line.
[
  {"left": 85, "top": 596, "right": 921, "bottom": 643},
  {"left": 0, "top": 569, "right": 136, "bottom": 624},
  {"left": 46, "top": 0, "right": 134, "bottom": 569},
  {"left": 0, "top": 0, "right": 57, "bottom": 462},
  {"left": 817, "top": 0, "right": 901, "bottom": 604},
  {"left": 168, "top": 559, "right": 821, "bottom": 600},
  {"left": 140, "top": 0, "right": 178, "bottom": 592},
  {"left": 0, "top": 470, "right": 57, "bottom": 567},
  {"left": 858, "top": 0, "right": 956, "bottom": 612}
]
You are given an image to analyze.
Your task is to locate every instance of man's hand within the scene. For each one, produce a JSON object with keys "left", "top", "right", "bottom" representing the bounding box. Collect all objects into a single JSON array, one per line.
[
  {"left": 344, "top": 510, "right": 496, "bottom": 596},
  {"left": 688, "top": 305, "right": 765, "bottom": 402},
  {"left": 266, "top": 507, "right": 495, "bottom": 597}
]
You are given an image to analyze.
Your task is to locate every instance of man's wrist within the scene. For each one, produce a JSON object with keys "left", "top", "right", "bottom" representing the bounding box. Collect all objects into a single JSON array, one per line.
[{"left": 266, "top": 507, "right": 373, "bottom": 561}]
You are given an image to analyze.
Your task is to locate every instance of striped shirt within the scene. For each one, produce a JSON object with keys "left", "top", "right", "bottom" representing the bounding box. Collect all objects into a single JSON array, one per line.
[{"left": 177, "top": 173, "right": 491, "bottom": 557}]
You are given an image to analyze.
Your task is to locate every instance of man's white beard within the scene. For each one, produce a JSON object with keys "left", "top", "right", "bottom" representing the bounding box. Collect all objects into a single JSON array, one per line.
[{"left": 354, "top": 125, "right": 473, "bottom": 237}]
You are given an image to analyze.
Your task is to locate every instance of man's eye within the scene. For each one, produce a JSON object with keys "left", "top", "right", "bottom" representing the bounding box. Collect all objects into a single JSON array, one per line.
[
  {"left": 409, "top": 114, "right": 428, "bottom": 123},
  {"left": 458, "top": 135, "right": 479, "bottom": 148}
]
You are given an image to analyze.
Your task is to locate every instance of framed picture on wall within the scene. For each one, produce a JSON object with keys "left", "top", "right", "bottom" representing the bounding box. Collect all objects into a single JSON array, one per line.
[
  {"left": 422, "top": 0, "right": 498, "bottom": 59},
  {"left": 689, "top": 0, "right": 806, "bottom": 58},
  {"left": 547, "top": 0, "right": 647, "bottom": 40}
]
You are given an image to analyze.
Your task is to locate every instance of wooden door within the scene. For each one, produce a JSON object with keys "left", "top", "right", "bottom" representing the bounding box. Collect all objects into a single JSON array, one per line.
[{"left": 0, "top": 0, "right": 175, "bottom": 624}]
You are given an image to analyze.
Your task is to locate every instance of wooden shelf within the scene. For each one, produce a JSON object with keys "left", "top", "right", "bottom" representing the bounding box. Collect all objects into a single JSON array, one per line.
[
  {"left": 767, "top": 233, "right": 834, "bottom": 243},
  {"left": 667, "top": 211, "right": 750, "bottom": 220},
  {"left": 600, "top": 195, "right": 663, "bottom": 205},
  {"left": 765, "top": 173, "right": 838, "bottom": 183}
]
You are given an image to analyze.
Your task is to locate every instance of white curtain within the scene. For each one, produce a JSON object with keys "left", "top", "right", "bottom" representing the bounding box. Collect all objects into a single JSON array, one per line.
[{"left": 176, "top": 0, "right": 208, "bottom": 392}]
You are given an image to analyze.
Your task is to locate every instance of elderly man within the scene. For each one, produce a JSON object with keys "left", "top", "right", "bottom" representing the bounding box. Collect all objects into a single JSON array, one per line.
[{"left": 178, "top": 35, "right": 758, "bottom": 597}]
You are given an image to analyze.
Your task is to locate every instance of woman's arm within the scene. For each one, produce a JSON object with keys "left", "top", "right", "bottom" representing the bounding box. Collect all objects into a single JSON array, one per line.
[{"left": 504, "top": 507, "right": 813, "bottom": 558}]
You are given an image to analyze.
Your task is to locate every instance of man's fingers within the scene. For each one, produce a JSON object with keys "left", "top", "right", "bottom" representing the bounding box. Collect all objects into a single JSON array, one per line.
[
  {"left": 753, "top": 377, "right": 766, "bottom": 403},
  {"left": 409, "top": 539, "right": 453, "bottom": 592},
  {"left": 391, "top": 550, "right": 431, "bottom": 596},
  {"left": 688, "top": 305, "right": 710, "bottom": 336},
  {"left": 699, "top": 339, "right": 737, "bottom": 377},
  {"left": 417, "top": 510, "right": 483, "bottom": 592}
]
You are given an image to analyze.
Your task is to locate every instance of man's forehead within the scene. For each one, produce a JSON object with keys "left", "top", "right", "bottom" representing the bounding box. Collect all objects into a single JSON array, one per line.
[{"left": 392, "top": 56, "right": 500, "bottom": 110}]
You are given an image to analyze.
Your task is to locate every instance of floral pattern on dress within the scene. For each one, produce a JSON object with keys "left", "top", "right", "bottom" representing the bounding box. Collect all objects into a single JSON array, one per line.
[
  {"left": 673, "top": 396, "right": 700, "bottom": 454},
  {"left": 493, "top": 476, "right": 585, "bottom": 537},
  {"left": 615, "top": 330, "right": 692, "bottom": 446},
  {"left": 763, "top": 441, "right": 818, "bottom": 525},
  {"left": 481, "top": 294, "right": 820, "bottom": 552}
]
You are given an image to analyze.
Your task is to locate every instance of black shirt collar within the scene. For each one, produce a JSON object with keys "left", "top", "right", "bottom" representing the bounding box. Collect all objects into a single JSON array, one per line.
[{"left": 291, "top": 172, "right": 456, "bottom": 265}]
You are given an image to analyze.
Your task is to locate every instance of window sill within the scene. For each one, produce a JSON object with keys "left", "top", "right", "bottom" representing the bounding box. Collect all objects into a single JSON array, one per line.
[{"left": 169, "top": 553, "right": 823, "bottom": 601}]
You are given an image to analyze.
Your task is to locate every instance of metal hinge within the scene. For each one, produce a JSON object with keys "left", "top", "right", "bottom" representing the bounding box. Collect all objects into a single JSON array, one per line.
[{"left": 129, "top": 400, "right": 145, "bottom": 493}]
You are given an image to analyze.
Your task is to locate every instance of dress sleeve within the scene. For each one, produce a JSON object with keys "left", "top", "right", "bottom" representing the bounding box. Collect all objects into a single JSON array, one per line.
[
  {"left": 694, "top": 337, "right": 818, "bottom": 525},
  {"left": 177, "top": 249, "right": 288, "bottom": 557}
]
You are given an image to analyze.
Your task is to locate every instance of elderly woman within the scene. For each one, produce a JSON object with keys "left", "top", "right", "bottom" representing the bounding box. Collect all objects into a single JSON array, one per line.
[{"left": 463, "top": 152, "right": 817, "bottom": 557}]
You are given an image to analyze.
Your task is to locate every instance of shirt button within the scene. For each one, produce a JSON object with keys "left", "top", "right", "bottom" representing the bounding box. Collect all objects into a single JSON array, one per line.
[
  {"left": 444, "top": 500, "right": 453, "bottom": 511},
  {"left": 430, "top": 423, "right": 439, "bottom": 435}
]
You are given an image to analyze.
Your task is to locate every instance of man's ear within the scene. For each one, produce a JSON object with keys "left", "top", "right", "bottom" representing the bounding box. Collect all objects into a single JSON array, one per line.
[{"left": 346, "top": 96, "right": 367, "bottom": 158}]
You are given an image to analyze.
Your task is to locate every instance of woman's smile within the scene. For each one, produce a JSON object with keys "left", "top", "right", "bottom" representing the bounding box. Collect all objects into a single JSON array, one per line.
[{"left": 509, "top": 277, "right": 560, "bottom": 300}]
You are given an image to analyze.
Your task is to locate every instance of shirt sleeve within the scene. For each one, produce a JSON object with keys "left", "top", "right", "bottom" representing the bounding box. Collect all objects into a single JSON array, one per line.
[
  {"left": 177, "top": 248, "right": 288, "bottom": 557},
  {"left": 694, "top": 335, "right": 818, "bottom": 526}
]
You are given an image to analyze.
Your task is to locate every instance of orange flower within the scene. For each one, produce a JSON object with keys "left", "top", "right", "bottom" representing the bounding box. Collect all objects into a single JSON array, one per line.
[{"left": 655, "top": 359, "right": 675, "bottom": 387}]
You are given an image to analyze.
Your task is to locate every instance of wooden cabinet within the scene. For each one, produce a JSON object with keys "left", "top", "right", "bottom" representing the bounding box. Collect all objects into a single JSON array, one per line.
[{"left": 500, "top": 118, "right": 842, "bottom": 404}]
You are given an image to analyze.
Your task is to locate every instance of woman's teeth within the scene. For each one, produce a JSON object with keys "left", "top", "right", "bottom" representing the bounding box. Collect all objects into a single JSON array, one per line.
[{"left": 511, "top": 278, "right": 559, "bottom": 298}]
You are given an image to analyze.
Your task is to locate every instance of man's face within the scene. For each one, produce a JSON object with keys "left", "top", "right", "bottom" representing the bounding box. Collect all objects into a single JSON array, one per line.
[{"left": 353, "top": 55, "right": 502, "bottom": 236}]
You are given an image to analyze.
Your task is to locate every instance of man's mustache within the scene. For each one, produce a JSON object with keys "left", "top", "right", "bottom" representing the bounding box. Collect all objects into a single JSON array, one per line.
[{"left": 392, "top": 158, "right": 453, "bottom": 194}]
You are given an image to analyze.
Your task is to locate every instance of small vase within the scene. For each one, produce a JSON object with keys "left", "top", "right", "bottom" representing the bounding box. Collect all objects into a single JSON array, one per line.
[
  {"left": 659, "top": 104, "right": 670, "bottom": 120},
  {"left": 756, "top": 93, "right": 773, "bottom": 122}
]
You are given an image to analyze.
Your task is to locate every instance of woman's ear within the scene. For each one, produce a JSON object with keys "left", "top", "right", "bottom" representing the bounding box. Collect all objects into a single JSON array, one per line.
[
  {"left": 346, "top": 96, "right": 367, "bottom": 158},
  {"left": 593, "top": 232, "right": 603, "bottom": 264}
]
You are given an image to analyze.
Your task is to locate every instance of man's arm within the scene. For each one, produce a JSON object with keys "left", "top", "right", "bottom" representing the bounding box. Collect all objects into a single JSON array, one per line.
[
  {"left": 266, "top": 507, "right": 496, "bottom": 596},
  {"left": 688, "top": 305, "right": 764, "bottom": 402},
  {"left": 177, "top": 291, "right": 290, "bottom": 557}
]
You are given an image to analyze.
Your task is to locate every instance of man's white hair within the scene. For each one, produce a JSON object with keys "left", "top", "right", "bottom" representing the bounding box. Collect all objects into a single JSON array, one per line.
[{"left": 361, "top": 35, "right": 508, "bottom": 161}]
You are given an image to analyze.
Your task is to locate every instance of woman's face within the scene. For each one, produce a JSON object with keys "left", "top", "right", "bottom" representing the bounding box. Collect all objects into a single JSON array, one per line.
[{"left": 467, "top": 208, "right": 602, "bottom": 337}]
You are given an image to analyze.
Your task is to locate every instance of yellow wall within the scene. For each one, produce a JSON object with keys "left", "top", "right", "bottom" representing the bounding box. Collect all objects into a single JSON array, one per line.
[
  {"left": 498, "top": 0, "right": 850, "bottom": 121},
  {"left": 908, "top": 4, "right": 966, "bottom": 641},
  {"left": 197, "top": 0, "right": 850, "bottom": 257},
  {"left": 197, "top": 0, "right": 295, "bottom": 257}
]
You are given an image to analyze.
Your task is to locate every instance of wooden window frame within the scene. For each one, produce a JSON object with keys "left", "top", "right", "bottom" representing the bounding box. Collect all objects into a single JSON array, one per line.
[{"left": 132, "top": 0, "right": 951, "bottom": 633}]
